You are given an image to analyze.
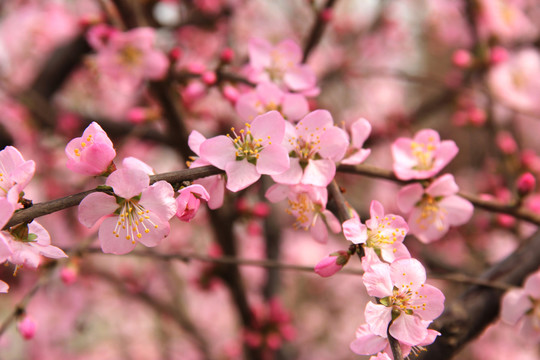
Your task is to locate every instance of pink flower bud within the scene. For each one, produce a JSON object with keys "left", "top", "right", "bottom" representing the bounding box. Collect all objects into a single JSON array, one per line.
[
  {"left": 314, "top": 251, "right": 350, "bottom": 277},
  {"left": 496, "top": 131, "right": 518, "bottom": 154},
  {"left": 18, "top": 316, "right": 36, "bottom": 340},
  {"left": 252, "top": 202, "right": 270, "bottom": 218},
  {"left": 201, "top": 71, "right": 217, "bottom": 85},
  {"left": 452, "top": 49, "right": 472, "bottom": 68},
  {"left": 60, "top": 266, "right": 78, "bottom": 285},
  {"left": 220, "top": 47, "right": 234, "bottom": 63},
  {"left": 266, "top": 333, "right": 282, "bottom": 349},
  {"left": 489, "top": 46, "right": 508, "bottom": 64},
  {"left": 222, "top": 85, "right": 239, "bottom": 103},
  {"left": 468, "top": 107, "right": 486, "bottom": 126},
  {"left": 517, "top": 172, "right": 536, "bottom": 196},
  {"left": 497, "top": 214, "right": 515, "bottom": 228},
  {"left": 169, "top": 47, "right": 182, "bottom": 61},
  {"left": 182, "top": 82, "right": 206, "bottom": 104},
  {"left": 320, "top": 8, "right": 333, "bottom": 22},
  {"left": 127, "top": 107, "right": 147, "bottom": 124},
  {"left": 176, "top": 184, "right": 210, "bottom": 222}
]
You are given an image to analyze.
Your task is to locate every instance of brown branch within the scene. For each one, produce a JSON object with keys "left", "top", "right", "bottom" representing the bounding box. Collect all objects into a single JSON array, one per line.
[
  {"left": 302, "top": 0, "right": 339, "bottom": 63},
  {"left": 337, "top": 163, "right": 540, "bottom": 226},
  {"left": 5, "top": 165, "right": 223, "bottom": 229}
]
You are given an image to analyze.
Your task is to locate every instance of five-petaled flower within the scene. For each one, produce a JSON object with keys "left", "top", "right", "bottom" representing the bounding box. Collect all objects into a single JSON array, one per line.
[
  {"left": 78, "top": 159, "right": 177, "bottom": 254},
  {"left": 362, "top": 258, "right": 445, "bottom": 346},
  {"left": 397, "top": 174, "right": 474, "bottom": 243},
  {"left": 199, "top": 110, "right": 290, "bottom": 192},
  {"left": 0, "top": 146, "right": 35, "bottom": 206},
  {"left": 391, "top": 129, "right": 458, "bottom": 181}
]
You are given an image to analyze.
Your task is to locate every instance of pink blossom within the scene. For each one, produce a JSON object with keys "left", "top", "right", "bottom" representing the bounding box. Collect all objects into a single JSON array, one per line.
[
  {"left": 397, "top": 174, "right": 474, "bottom": 243},
  {"left": 343, "top": 201, "right": 409, "bottom": 263},
  {"left": 362, "top": 258, "right": 445, "bottom": 346},
  {"left": 271, "top": 110, "right": 348, "bottom": 187},
  {"left": 500, "top": 269, "right": 540, "bottom": 340},
  {"left": 90, "top": 26, "right": 169, "bottom": 82},
  {"left": 187, "top": 130, "right": 225, "bottom": 209},
  {"left": 265, "top": 183, "right": 341, "bottom": 243},
  {"left": 341, "top": 118, "right": 372, "bottom": 165},
  {"left": 199, "top": 111, "right": 290, "bottom": 192},
  {"left": 17, "top": 315, "right": 36, "bottom": 340},
  {"left": 517, "top": 172, "right": 536, "bottom": 197},
  {"left": 0, "top": 146, "right": 36, "bottom": 205},
  {"left": 391, "top": 129, "right": 458, "bottom": 180},
  {"left": 235, "top": 82, "right": 309, "bottom": 122},
  {"left": 5, "top": 220, "right": 67, "bottom": 269},
  {"left": 78, "top": 159, "right": 177, "bottom": 254},
  {"left": 488, "top": 49, "right": 540, "bottom": 113},
  {"left": 246, "top": 37, "right": 318, "bottom": 94},
  {"left": 350, "top": 323, "right": 440, "bottom": 357},
  {"left": 176, "top": 184, "right": 210, "bottom": 222},
  {"left": 65, "top": 121, "right": 116, "bottom": 176},
  {"left": 477, "top": 0, "right": 537, "bottom": 43},
  {"left": 314, "top": 251, "right": 350, "bottom": 277}
]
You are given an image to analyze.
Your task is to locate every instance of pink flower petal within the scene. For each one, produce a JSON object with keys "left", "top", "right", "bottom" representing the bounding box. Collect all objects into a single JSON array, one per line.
[
  {"left": 439, "top": 195, "right": 474, "bottom": 226},
  {"left": 409, "top": 284, "right": 445, "bottom": 321},
  {"left": 350, "top": 325, "right": 388, "bottom": 355},
  {"left": 199, "top": 136, "right": 236, "bottom": 170},
  {"left": 0, "top": 198, "right": 14, "bottom": 229},
  {"left": 265, "top": 184, "right": 290, "bottom": 203},
  {"left": 139, "top": 181, "right": 177, "bottom": 220},
  {"left": 390, "top": 258, "right": 426, "bottom": 291},
  {"left": 318, "top": 127, "right": 349, "bottom": 161},
  {"left": 248, "top": 37, "right": 272, "bottom": 69},
  {"left": 257, "top": 144, "right": 290, "bottom": 175},
  {"left": 188, "top": 130, "right": 206, "bottom": 155},
  {"left": 282, "top": 93, "right": 309, "bottom": 121},
  {"left": 350, "top": 118, "right": 371, "bottom": 148},
  {"left": 106, "top": 168, "right": 150, "bottom": 199},
  {"left": 99, "top": 217, "right": 137, "bottom": 255},
  {"left": 78, "top": 192, "right": 119, "bottom": 228},
  {"left": 365, "top": 302, "right": 393, "bottom": 338},
  {"left": 225, "top": 160, "right": 260, "bottom": 192},
  {"left": 284, "top": 64, "right": 316, "bottom": 91},
  {"left": 251, "top": 110, "right": 286, "bottom": 144},
  {"left": 310, "top": 216, "right": 329, "bottom": 243},
  {"left": 302, "top": 159, "right": 335, "bottom": 187},
  {"left": 389, "top": 314, "right": 428, "bottom": 346},
  {"left": 524, "top": 272, "right": 540, "bottom": 299},
  {"left": 500, "top": 288, "right": 531, "bottom": 325},
  {"left": 397, "top": 184, "right": 424, "bottom": 213},
  {"left": 363, "top": 263, "right": 394, "bottom": 298},
  {"left": 343, "top": 217, "right": 368, "bottom": 244},
  {"left": 425, "top": 174, "right": 459, "bottom": 197},
  {"left": 271, "top": 158, "right": 303, "bottom": 185}
]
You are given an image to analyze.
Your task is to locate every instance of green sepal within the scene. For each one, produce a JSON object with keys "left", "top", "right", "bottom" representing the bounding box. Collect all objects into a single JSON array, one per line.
[{"left": 379, "top": 296, "right": 391, "bottom": 307}]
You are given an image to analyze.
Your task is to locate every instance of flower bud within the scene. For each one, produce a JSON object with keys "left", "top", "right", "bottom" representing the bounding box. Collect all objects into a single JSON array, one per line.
[
  {"left": 201, "top": 71, "right": 217, "bottom": 85},
  {"left": 489, "top": 46, "right": 508, "bottom": 64},
  {"left": 314, "top": 251, "right": 350, "bottom": 277},
  {"left": 17, "top": 316, "right": 36, "bottom": 340},
  {"left": 517, "top": 172, "right": 536, "bottom": 197},
  {"left": 220, "top": 48, "right": 234, "bottom": 63},
  {"left": 60, "top": 266, "right": 78, "bottom": 285},
  {"left": 320, "top": 9, "right": 333, "bottom": 22},
  {"left": 452, "top": 49, "right": 472, "bottom": 68}
]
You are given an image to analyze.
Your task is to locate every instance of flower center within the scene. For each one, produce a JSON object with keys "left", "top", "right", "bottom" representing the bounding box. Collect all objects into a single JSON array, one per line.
[
  {"left": 113, "top": 199, "right": 158, "bottom": 244},
  {"left": 119, "top": 45, "right": 143, "bottom": 66},
  {"left": 410, "top": 140, "right": 436, "bottom": 171},
  {"left": 285, "top": 193, "right": 320, "bottom": 230},
  {"left": 288, "top": 123, "right": 327, "bottom": 163},
  {"left": 416, "top": 195, "right": 446, "bottom": 231},
  {"left": 228, "top": 123, "right": 270, "bottom": 164},
  {"left": 73, "top": 134, "right": 94, "bottom": 158}
]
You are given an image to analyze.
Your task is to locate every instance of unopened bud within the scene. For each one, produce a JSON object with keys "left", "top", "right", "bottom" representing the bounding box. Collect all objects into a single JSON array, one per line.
[
  {"left": 314, "top": 251, "right": 350, "bottom": 277},
  {"left": 489, "top": 46, "right": 508, "bottom": 64},
  {"left": 220, "top": 48, "right": 234, "bottom": 63},
  {"left": 60, "top": 266, "right": 78, "bottom": 285},
  {"left": 452, "top": 49, "right": 472, "bottom": 68},
  {"left": 320, "top": 8, "right": 333, "bottom": 22},
  {"left": 18, "top": 316, "right": 36, "bottom": 340},
  {"left": 201, "top": 71, "right": 217, "bottom": 85},
  {"left": 517, "top": 172, "right": 536, "bottom": 197}
]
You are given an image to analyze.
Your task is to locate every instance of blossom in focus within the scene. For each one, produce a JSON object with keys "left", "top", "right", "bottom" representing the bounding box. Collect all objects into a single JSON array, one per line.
[
  {"left": 187, "top": 130, "right": 225, "bottom": 209},
  {"left": 271, "top": 110, "right": 348, "bottom": 187},
  {"left": 341, "top": 118, "right": 372, "bottom": 165},
  {"left": 88, "top": 25, "right": 169, "bottom": 82},
  {"left": 0, "top": 146, "right": 36, "bottom": 205},
  {"left": 343, "top": 200, "right": 409, "bottom": 263},
  {"left": 391, "top": 129, "right": 458, "bottom": 181},
  {"left": 5, "top": 221, "right": 67, "bottom": 269},
  {"left": 314, "top": 251, "right": 350, "bottom": 277},
  {"left": 362, "top": 258, "right": 445, "bottom": 346},
  {"left": 176, "top": 184, "right": 210, "bottom": 222},
  {"left": 265, "top": 184, "right": 341, "bottom": 243},
  {"left": 246, "top": 37, "right": 318, "bottom": 94},
  {"left": 500, "top": 268, "right": 540, "bottom": 340},
  {"left": 397, "top": 174, "right": 474, "bottom": 243},
  {"left": 65, "top": 121, "right": 116, "bottom": 176},
  {"left": 235, "top": 82, "right": 309, "bottom": 122},
  {"left": 199, "top": 111, "right": 290, "bottom": 192},
  {"left": 78, "top": 159, "right": 177, "bottom": 254}
]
